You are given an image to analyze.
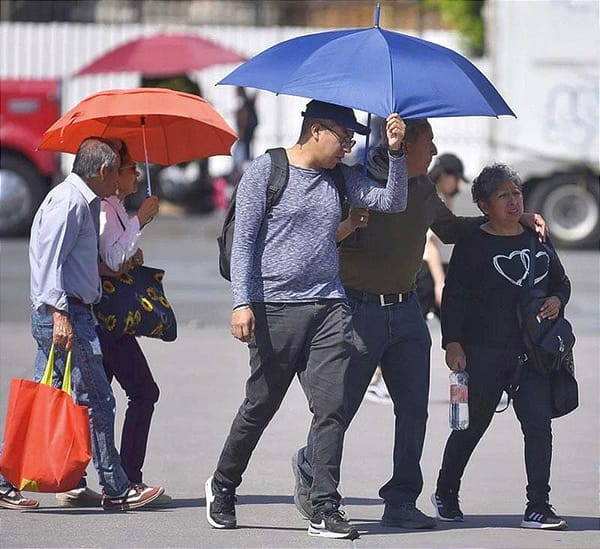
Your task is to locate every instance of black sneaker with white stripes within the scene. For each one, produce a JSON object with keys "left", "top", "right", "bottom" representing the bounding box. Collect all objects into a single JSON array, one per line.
[
  {"left": 309, "top": 502, "right": 359, "bottom": 539},
  {"left": 431, "top": 492, "right": 464, "bottom": 522},
  {"left": 520, "top": 503, "right": 567, "bottom": 530}
]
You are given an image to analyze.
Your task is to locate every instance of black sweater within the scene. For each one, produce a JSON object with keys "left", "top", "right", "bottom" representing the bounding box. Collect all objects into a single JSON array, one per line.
[{"left": 441, "top": 228, "right": 571, "bottom": 350}]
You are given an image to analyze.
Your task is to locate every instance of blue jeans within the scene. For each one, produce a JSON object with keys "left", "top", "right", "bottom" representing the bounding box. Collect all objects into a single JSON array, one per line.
[
  {"left": 214, "top": 300, "right": 352, "bottom": 510},
  {"left": 29, "top": 305, "right": 130, "bottom": 497},
  {"left": 301, "top": 291, "right": 431, "bottom": 505},
  {"left": 436, "top": 344, "right": 553, "bottom": 505}
]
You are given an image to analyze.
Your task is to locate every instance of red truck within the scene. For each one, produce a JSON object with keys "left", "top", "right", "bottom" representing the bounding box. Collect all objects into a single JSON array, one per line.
[{"left": 0, "top": 79, "right": 60, "bottom": 236}]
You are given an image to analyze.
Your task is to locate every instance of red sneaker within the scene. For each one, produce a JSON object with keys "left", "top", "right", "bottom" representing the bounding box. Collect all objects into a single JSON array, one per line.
[
  {"left": 101, "top": 483, "right": 164, "bottom": 511},
  {"left": 0, "top": 486, "right": 39, "bottom": 510}
]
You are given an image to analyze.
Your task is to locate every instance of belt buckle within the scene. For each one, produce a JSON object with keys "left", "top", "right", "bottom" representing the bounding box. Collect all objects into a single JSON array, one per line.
[{"left": 379, "top": 294, "right": 401, "bottom": 306}]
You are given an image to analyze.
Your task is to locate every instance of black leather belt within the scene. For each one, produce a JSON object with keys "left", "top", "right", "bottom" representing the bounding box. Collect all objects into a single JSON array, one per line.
[{"left": 345, "top": 288, "right": 413, "bottom": 306}]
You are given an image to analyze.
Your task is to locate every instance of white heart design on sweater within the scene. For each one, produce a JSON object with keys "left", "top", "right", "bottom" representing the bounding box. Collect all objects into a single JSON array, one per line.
[{"left": 492, "top": 249, "right": 549, "bottom": 287}]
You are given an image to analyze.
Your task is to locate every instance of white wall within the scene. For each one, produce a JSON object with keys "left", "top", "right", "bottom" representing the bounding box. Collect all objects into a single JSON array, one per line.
[{"left": 1, "top": 22, "right": 491, "bottom": 179}]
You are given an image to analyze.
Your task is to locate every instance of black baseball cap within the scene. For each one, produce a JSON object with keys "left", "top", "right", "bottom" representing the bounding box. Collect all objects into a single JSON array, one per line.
[
  {"left": 430, "top": 153, "right": 468, "bottom": 182},
  {"left": 302, "top": 100, "right": 370, "bottom": 135}
]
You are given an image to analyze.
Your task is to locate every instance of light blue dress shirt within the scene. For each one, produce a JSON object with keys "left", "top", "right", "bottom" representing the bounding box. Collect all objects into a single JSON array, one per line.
[{"left": 29, "top": 173, "right": 102, "bottom": 313}]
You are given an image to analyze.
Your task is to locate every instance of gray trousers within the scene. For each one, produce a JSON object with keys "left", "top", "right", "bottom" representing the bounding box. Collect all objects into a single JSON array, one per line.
[{"left": 214, "top": 299, "right": 352, "bottom": 509}]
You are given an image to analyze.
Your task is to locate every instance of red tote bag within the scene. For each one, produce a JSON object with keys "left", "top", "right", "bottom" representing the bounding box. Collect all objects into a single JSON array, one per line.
[{"left": 0, "top": 345, "right": 92, "bottom": 492}]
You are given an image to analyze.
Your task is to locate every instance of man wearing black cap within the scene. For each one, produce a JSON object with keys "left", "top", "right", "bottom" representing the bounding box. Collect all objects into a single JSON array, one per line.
[
  {"left": 205, "top": 100, "right": 408, "bottom": 540},
  {"left": 293, "top": 119, "right": 546, "bottom": 529}
]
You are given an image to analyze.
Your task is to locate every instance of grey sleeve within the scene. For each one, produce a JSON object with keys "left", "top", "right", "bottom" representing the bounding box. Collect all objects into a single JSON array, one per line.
[
  {"left": 343, "top": 153, "right": 408, "bottom": 212},
  {"left": 230, "top": 154, "right": 271, "bottom": 307}
]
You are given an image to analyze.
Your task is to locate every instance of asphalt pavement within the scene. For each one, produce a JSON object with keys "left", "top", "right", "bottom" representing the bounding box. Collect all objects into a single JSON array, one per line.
[{"left": 0, "top": 213, "right": 598, "bottom": 548}]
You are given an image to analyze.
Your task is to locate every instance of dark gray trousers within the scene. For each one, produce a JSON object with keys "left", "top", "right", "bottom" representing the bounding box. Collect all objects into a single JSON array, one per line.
[{"left": 214, "top": 299, "right": 352, "bottom": 509}]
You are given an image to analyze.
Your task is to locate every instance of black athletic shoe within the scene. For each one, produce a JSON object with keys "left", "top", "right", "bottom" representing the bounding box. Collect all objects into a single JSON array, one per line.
[
  {"left": 205, "top": 476, "right": 237, "bottom": 529},
  {"left": 308, "top": 503, "right": 359, "bottom": 539},
  {"left": 431, "top": 492, "right": 464, "bottom": 522},
  {"left": 381, "top": 502, "right": 436, "bottom": 529},
  {"left": 521, "top": 503, "right": 567, "bottom": 530}
]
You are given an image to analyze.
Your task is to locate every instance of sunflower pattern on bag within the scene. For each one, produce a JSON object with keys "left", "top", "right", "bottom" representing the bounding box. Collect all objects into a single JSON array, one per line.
[{"left": 94, "top": 265, "right": 177, "bottom": 341}]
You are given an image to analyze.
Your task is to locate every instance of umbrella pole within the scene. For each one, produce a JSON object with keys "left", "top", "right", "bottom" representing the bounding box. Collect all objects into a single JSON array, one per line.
[
  {"left": 361, "top": 2, "right": 379, "bottom": 175},
  {"left": 362, "top": 112, "right": 371, "bottom": 176},
  {"left": 141, "top": 116, "right": 152, "bottom": 196},
  {"left": 374, "top": 3, "right": 381, "bottom": 27}
]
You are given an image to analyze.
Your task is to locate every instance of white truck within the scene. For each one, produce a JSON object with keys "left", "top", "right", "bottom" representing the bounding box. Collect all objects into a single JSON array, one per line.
[{"left": 485, "top": 0, "right": 599, "bottom": 248}]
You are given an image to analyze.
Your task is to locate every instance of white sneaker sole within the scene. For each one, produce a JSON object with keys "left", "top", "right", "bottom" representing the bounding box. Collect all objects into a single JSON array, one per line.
[
  {"left": 520, "top": 519, "right": 567, "bottom": 530},
  {"left": 308, "top": 523, "right": 358, "bottom": 539}
]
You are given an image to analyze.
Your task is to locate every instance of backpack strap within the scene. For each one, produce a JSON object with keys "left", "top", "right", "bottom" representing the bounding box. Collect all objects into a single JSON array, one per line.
[
  {"left": 328, "top": 164, "right": 347, "bottom": 204},
  {"left": 265, "top": 148, "right": 289, "bottom": 213}
]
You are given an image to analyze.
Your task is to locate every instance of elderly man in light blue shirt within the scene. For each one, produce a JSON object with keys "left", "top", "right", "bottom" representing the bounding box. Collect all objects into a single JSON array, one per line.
[{"left": 0, "top": 138, "right": 164, "bottom": 512}]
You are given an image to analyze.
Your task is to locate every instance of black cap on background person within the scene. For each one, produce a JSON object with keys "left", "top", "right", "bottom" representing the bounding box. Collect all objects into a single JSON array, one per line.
[{"left": 429, "top": 153, "right": 468, "bottom": 183}]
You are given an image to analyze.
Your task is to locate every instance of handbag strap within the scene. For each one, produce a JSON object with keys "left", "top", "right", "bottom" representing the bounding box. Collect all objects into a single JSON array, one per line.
[
  {"left": 40, "top": 344, "right": 74, "bottom": 396},
  {"left": 498, "top": 233, "right": 538, "bottom": 414},
  {"left": 526, "top": 232, "right": 537, "bottom": 288}
]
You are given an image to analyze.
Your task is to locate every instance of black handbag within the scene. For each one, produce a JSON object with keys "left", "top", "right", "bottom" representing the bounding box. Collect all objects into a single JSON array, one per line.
[
  {"left": 94, "top": 265, "right": 177, "bottom": 342},
  {"left": 518, "top": 236, "right": 575, "bottom": 375},
  {"left": 517, "top": 235, "right": 578, "bottom": 418},
  {"left": 549, "top": 350, "right": 578, "bottom": 419}
]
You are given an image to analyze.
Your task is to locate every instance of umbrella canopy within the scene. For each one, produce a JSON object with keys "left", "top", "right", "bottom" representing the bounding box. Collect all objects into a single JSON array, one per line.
[
  {"left": 219, "top": 26, "right": 515, "bottom": 119},
  {"left": 75, "top": 33, "right": 246, "bottom": 77},
  {"left": 38, "top": 88, "right": 237, "bottom": 166}
]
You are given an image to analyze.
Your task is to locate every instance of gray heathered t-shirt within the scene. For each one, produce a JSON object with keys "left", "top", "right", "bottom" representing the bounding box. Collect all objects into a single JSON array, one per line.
[{"left": 231, "top": 151, "right": 407, "bottom": 308}]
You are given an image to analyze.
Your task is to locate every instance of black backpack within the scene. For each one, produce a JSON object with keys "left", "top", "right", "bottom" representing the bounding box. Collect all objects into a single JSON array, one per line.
[{"left": 217, "top": 147, "right": 346, "bottom": 281}]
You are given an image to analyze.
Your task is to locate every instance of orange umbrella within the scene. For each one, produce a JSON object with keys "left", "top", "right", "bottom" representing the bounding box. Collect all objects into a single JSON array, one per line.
[
  {"left": 40, "top": 87, "right": 237, "bottom": 165},
  {"left": 39, "top": 88, "right": 237, "bottom": 193}
]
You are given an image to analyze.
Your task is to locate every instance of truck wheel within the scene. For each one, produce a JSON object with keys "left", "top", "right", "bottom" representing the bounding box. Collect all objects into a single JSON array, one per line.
[
  {"left": 527, "top": 172, "right": 599, "bottom": 249},
  {"left": 0, "top": 154, "right": 47, "bottom": 237}
]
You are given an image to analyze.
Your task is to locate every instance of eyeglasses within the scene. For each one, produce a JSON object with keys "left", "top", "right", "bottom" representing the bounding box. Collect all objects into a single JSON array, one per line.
[{"left": 319, "top": 123, "right": 356, "bottom": 151}]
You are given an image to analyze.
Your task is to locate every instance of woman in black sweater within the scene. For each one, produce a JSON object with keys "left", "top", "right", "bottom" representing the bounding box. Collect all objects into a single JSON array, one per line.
[{"left": 431, "top": 163, "right": 571, "bottom": 530}]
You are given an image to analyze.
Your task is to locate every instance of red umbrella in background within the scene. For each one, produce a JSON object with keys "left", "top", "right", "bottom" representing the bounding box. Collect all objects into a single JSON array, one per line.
[
  {"left": 75, "top": 33, "right": 246, "bottom": 77},
  {"left": 39, "top": 88, "right": 237, "bottom": 194}
]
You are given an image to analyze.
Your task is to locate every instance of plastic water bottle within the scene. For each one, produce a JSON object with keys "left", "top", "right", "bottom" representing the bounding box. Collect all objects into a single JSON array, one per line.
[{"left": 449, "top": 371, "right": 469, "bottom": 430}]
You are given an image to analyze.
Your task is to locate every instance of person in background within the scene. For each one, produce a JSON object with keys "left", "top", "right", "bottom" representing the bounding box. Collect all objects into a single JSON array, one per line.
[
  {"left": 417, "top": 153, "right": 469, "bottom": 319},
  {"left": 205, "top": 100, "right": 408, "bottom": 540},
  {"left": 96, "top": 146, "right": 171, "bottom": 506},
  {"left": 433, "top": 163, "right": 570, "bottom": 530},
  {"left": 0, "top": 137, "right": 164, "bottom": 511},
  {"left": 293, "top": 120, "right": 547, "bottom": 530},
  {"left": 232, "top": 86, "right": 259, "bottom": 174}
]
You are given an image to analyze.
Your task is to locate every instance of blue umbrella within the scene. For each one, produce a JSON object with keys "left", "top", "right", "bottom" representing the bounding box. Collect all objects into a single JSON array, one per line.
[{"left": 219, "top": 17, "right": 514, "bottom": 120}]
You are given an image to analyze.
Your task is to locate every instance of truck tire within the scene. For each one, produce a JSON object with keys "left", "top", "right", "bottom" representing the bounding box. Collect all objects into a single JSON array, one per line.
[
  {"left": 0, "top": 153, "right": 47, "bottom": 237},
  {"left": 526, "top": 171, "right": 599, "bottom": 249}
]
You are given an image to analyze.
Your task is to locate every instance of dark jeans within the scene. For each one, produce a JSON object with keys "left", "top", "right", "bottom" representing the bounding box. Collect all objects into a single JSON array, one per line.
[
  {"left": 98, "top": 332, "right": 160, "bottom": 484},
  {"left": 301, "top": 292, "right": 432, "bottom": 506},
  {"left": 214, "top": 300, "right": 352, "bottom": 509},
  {"left": 436, "top": 345, "right": 553, "bottom": 506}
]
